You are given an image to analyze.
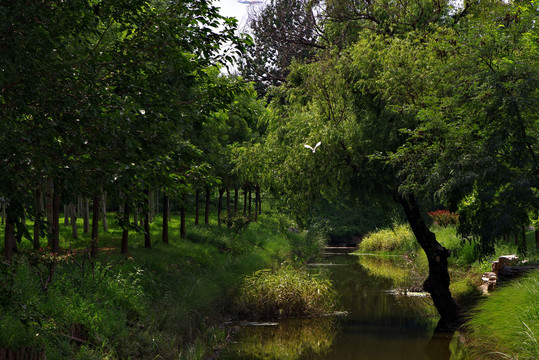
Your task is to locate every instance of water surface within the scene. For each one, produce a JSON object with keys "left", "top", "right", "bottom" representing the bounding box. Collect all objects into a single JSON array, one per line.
[{"left": 221, "top": 248, "right": 470, "bottom": 360}]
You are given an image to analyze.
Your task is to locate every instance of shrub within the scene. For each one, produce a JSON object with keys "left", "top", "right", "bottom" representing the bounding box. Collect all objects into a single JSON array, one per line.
[
  {"left": 356, "top": 224, "right": 417, "bottom": 254},
  {"left": 427, "top": 210, "right": 459, "bottom": 227},
  {"left": 236, "top": 266, "right": 336, "bottom": 320}
]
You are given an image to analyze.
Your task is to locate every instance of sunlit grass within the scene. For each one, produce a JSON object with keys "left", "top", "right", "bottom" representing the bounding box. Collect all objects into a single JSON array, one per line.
[
  {"left": 355, "top": 223, "right": 418, "bottom": 254},
  {"left": 466, "top": 271, "right": 539, "bottom": 360}
]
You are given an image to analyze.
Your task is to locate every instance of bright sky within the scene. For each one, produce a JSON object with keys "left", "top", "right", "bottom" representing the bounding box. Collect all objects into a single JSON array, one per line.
[{"left": 214, "top": 0, "right": 265, "bottom": 31}]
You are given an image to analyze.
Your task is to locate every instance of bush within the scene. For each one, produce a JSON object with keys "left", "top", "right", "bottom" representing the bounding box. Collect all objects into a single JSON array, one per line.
[{"left": 236, "top": 266, "right": 336, "bottom": 320}]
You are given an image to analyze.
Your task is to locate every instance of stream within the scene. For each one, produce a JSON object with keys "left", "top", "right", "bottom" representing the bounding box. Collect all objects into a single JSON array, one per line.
[{"left": 220, "top": 247, "right": 472, "bottom": 360}]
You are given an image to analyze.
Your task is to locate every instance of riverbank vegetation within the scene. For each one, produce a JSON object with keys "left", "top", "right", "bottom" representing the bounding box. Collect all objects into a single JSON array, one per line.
[{"left": 0, "top": 210, "right": 330, "bottom": 359}]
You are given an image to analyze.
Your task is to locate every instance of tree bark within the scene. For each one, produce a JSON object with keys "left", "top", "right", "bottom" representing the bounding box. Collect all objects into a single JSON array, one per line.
[
  {"left": 3, "top": 205, "right": 14, "bottom": 261},
  {"left": 162, "top": 192, "right": 169, "bottom": 244},
  {"left": 64, "top": 204, "right": 69, "bottom": 226},
  {"left": 243, "top": 186, "right": 247, "bottom": 215},
  {"left": 121, "top": 202, "right": 129, "bottom": 255},
  {"left": 205, "top": 187, "right": 210, "bottom": 225},
  {"left": 70, "top": 203, "right": 78, "bottom": 239},
  {"left": 51, "top": 185, "right": 60, "bottom": 254},
  {"left": 218, "top": 188, "right": 224, "bottom": 226},
  {"left": 514, "top": 233, "right": 519, "bottom": 246},
  {"left": 144, "top": 188, "right": 151, "bottom": 249},
  {"left": 180, "top": 196, "right": 186, "bottom": 239},
  {"left": 33, "top": 188, "right": 42, "bottom": 250},
  {"left": 535, "top": 229, "right": 539, "bottom": 250},
  {"left": 226, "top": 189, "right": 231, "bottom": 215},
  {"left": 234, "top": 188, "right": 238, "bottom": 216},
  {"left": 195, "top": 189, "right": 200, "bottom": 226},
  {"left": 257, "top": 185, "right": 262, "bottom": 215},
  {"left": 399, "top": 194, "right": 460, "bottom": 330},
  {"left": 45, "top": 180, "right": 53, "bottom": 246},
  {"left": 83, "top": 198, "right": 90, "bottom": 234},
  {"left": 90, "top": 194, "right": 100, "bottom": 258},
  {"left": 101, "top": 192, "right": 108, "bottom": 232},
  {"left": 248, "top": 186, "right": 252, "bottom": 220}
]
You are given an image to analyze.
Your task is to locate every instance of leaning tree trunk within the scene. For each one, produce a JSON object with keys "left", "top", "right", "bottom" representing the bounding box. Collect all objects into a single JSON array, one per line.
[
  {"left": 121, "top": 202, "right": 130, "bottom": 255},
  {"left": 399, "top": 194, "right": 460, "bottom": 330},
  {"left": 162, "top": 192, "right": 169, "bottom": 244},
  {"left": 90, "top": 194, "right": 100, "bottom": 258},
  {"left": 535, "top": 229, "right": 539, "bottom": 251}
]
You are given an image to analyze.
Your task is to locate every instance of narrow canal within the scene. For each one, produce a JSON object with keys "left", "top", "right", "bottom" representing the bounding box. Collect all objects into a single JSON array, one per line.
[{"left": 221, "top": 248, "right": 471, "bottom": 360}]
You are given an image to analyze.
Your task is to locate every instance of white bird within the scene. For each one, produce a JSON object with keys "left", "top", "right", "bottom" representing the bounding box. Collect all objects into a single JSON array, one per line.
[{"left": 304, "top": 141, "right": 321, "bottom": 153}]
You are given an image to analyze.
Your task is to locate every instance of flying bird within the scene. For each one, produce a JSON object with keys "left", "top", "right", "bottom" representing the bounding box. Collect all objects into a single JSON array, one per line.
[{"left": 304, "top": 141, "right": 321, "bottom": 153}]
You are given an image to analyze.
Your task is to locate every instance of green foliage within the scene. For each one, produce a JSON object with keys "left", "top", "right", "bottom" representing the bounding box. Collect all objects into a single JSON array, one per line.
[
  {"left": 236, "top": 266, "right": 336, "bottom": 320},
  {"left": 356, "top": 224, "right": 418, "bottom": 254}
]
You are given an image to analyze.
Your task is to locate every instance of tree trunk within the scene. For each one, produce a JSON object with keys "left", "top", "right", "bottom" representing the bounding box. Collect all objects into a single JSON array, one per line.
[
  {"left": 45, "top": 180, "right": 53, "bottom": 246},
  {"left": 101, "top": 192, "right": 108, "bottom": 232},
  {"left": 248, "top": 186, "right": 252, "bottom": 220},
  {"left": 234, "top": 188, "right": 238, "bottom": 216},
  {"left": 399, "top": 194, "right": 460, "bottom": 330},
  {"left": 205, "top": 187, "right": 210, "bottom": 225},
  {"left": 218, "top": 188, "right": 224, "bottom": 226},
  {"left": 51, "top": 185, "right": 60, "bottom": 254},
  {"left": 162, "top": 192, "right": 169, "bottom": 244},
  {"left": 149, "top": 189, "right": 154, "bottom": 223},
  {"left": 121, "top": 202, "right": 130, "bottom": 255},
  {"left": 33, "top": 188, "right": 42, "bottom": 250},
  {"left": 195, "top": 189, "right": 200, "bottom": 226},
  {"left": 535, "top": 229, "right": 539, "bottom": 250},
  {"left": 3, "top": 205, "right": 15, "bottom": 261},
  {"left": 133, "top": 208, "right": 138, "bottom": 228},
  {"left": 254, "top": 185, "right": 260, "bottom": 222},
  {"left": 90, "top": 194, "right": 100, "bottom": 258},
  {"left": 83, "top": 198, "right": 90, "bottom": 234},
  {"left": 70, "top": 203, "right": 78, "bottom": 239},
  {"left": 226, "top": 189, "right": 231, "bottom": 215},
  {"left": 180, "top": 196, "right": 186, "bottom": 239},
  {"left": 243, "top": 187, "right": 247, "bottom": 215},
  {"left": 514, "top": 233, "right": 519, "bottom": 246},
  {"left": 1, "top": 202, "right": 5, "bottom": 226},
  {"left": 64, "top": 204, "right": 69, "bottom": 226},
  {"left": 144, "top": 188, "right": 151, "bottom": 248},
  {"left": 257, "top": 185, "right": 262, "bottom": 215}
]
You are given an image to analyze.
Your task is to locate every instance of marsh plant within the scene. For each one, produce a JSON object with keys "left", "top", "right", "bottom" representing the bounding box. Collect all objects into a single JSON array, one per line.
[
  {"left": 356, "top": 224, "right": 418, "bottom": 254},
  {"left": 236, "top": 266, "right": 336, "bottom": 320}
]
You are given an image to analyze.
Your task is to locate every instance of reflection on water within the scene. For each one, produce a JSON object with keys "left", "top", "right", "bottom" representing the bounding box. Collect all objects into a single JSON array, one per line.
[{"left": 221, "top": 250, "right": 471, "bottom": 360}]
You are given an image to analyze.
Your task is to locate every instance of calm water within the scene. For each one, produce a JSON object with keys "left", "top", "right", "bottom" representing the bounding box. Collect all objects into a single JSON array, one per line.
[{"left": 220, "top": 249, "right": 470, "bottom": 360}]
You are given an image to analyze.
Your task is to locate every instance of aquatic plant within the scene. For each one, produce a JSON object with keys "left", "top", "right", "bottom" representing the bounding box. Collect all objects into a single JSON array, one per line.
[{"left": 236, "top": 266, "right": 336, "bottom": 320}]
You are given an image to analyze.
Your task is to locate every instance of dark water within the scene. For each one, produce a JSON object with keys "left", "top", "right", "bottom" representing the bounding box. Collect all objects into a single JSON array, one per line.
[{"left": 220, "top": 249, "right": 470, "bottom": 360}]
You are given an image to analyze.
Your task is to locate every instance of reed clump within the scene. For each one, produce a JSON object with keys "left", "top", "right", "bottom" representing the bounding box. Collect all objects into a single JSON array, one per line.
[
  {"left": 236, "top": 266, "right": 336, "bottom": 320},
  {"left": 356, "top": 224, "right": 417, "bottom": 254}
]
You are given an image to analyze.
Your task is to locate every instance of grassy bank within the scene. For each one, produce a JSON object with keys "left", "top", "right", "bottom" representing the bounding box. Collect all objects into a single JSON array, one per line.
[
  {"left": 0, "top": 210, "right": 328, "bottom": 359},
  {"left": 466, "top": 271, "right": 539, "bottom": 360},
  {"left": 354, "top": 223, "right": 539, "bottom": 358}
]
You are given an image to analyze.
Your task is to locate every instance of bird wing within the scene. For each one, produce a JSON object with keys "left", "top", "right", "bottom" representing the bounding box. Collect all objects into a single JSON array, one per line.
[
  {"left": 304, "top": 144, "right": 314, "bottom": 150},
  {"left": 314, "top": 141, "right": 321, "bottom": 150}
]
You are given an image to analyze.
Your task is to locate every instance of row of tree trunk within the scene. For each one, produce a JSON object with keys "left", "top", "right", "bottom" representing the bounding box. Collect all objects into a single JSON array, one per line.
[{"left": 3, "top": 184, "right": 263, "bottom": 261}]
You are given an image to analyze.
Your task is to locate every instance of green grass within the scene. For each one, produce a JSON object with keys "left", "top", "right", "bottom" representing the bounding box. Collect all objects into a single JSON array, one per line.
[
  {"left": 0, "top": 208, "right": 325, "bottom": 360},
  {"left": 236, "top": 266, "right": 336, "bottom": 320},
  {"left": 355, "top": 223, "right": 418, "bottom": 254},
  {"left": 466, "top": 271, "right": 539, "bottom": 359}
]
